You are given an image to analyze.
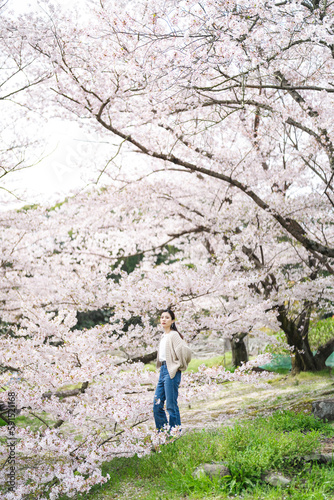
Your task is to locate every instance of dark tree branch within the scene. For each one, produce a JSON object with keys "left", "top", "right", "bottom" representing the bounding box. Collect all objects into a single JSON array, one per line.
[
  {"left": 195, "top": 83, "right": 334, "bottom": 94},
  {"left": 127, "top": 351, "right": 157, "bottom": 364},
  {"left": 96, "top": 106, "right": 334, "bottom": 260},
  {"left": 42, "top": 381, "right": 89, "bottom": 400},
  {"left": 274, "top": 71, "right": 319, "bottom": 117}
]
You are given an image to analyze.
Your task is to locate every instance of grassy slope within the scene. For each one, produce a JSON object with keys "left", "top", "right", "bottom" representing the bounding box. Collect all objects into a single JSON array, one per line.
[{"left": 76, "top": 409, "right": 334, "bottom": 500}]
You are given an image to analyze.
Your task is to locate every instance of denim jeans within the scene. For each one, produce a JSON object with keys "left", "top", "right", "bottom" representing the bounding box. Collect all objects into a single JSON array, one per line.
[{"left": 153, "top": 363, "right": 181, "bottom": 430}]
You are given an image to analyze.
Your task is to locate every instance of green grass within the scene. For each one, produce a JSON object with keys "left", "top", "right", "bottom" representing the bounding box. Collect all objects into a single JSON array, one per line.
[
  {"left": 309, "top": 316, "right": 334, "bottom": 351},
  {"left": 62, "top": 410, "right": 334, "bottom": 500},
  {"left": 296, "top": 369, "right": 334, "bottom": 380},
  {"left": 186, "top": 353, "right": 233, "bottom": 372}
]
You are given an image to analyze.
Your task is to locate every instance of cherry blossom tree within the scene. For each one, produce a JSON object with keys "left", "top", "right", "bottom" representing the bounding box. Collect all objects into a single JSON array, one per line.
[
  {"left": 1, "top": 1, "right": 334, "bottom": 496},
  {"left": 1, "top": 182, "right": 274, "bottom": 499},
  {"left": 6, "top": 0, "right": 332, "bottom": 370}
]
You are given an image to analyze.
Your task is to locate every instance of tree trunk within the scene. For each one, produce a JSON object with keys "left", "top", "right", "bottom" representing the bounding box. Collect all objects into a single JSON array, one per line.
[
  {"left": 231, "top": 332, "right": 248, "bottom": 367},
  {"left": 313, "top": 338, "right": 334, "bottom": 370},
  {"left": 277, "top": 304, "right": 334, "bottom": 374}
]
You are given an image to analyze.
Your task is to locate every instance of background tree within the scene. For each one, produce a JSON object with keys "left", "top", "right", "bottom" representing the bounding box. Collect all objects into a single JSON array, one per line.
[
  {"left": 7, "top": 0, "right": 332, "bottom": 369},
  {"left": 1, "top": 1, "right": 334, "bottom": 496}
]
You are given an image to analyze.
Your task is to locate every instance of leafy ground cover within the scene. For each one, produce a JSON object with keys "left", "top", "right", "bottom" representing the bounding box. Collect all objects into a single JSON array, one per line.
[{"left": 68, "top": 409, "right": 334, "bottom": 500}]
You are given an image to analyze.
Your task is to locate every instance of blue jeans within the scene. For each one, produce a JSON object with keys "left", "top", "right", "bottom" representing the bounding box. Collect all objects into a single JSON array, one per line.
[{"left": 153, "top": 363, "right": 181, "bottom": 430}]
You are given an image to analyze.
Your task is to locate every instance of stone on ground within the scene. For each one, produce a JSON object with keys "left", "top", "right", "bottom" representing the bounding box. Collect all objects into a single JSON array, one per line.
[
  {"left": 192, "top": 462, "right": 231, "bottom": 479},
  {"left": 312, "top": 399, "right": 334, "bottom": 421},
  {"left": 262, "top": 473, "right": 291, "bottom": 487},
  {"left": 304, "top": 453, "right": 334, "bottom": 464}
]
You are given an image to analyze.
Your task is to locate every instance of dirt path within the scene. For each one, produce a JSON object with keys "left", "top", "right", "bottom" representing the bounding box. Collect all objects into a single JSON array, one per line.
[{"left": 179, "top": 373, "right": 334, "bottom": 431}]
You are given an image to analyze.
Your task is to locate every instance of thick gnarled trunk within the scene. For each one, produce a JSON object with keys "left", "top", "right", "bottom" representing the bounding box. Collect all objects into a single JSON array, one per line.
[
  {"left": 277, "top": 305, "right": 334, "bottom": 374},
  {"left": 231, "top": 332, "right": 248, "bottom": 367}
]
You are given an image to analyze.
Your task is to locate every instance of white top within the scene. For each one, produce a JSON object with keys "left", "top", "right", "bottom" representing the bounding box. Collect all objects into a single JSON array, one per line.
[{"left": 158, "top": 333, "right": 168, "bottom": 362}]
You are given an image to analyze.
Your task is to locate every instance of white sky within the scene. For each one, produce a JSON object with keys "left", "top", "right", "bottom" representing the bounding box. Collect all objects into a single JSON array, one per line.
[
  {"left": 2, "top": 116, "right": 145, "bottom": 211},
  {"left": 1, "top": 0, "right": 98, "bottom": 211},
  {"left": 3, "top": 122, "right": 93, "bottom": 208}
]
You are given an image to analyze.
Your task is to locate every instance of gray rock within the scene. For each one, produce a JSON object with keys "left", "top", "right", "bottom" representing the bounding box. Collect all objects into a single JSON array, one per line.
[
  {"left": 262, "top": 473, "right": 290, "bottom": 487},
  {"left": 321, "top": 454, "right": 334, "bottom": 464},
  {"left": 192, "top": 462, "right": 231, "bottom": 479},
  {"left": 312, "top": 399, "right": 334, "bottom": 421},
  {"left": 304, "top": 453, "right": 334, "bottom": 464}
]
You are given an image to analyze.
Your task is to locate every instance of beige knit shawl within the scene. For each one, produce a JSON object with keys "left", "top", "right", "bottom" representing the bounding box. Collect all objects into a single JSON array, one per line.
[{"left": 156, "top": 330, "right": 192, "bottom": 379}]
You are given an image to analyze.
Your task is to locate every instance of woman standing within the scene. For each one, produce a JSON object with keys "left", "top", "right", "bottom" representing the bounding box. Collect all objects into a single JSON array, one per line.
[{"left": 153, "top": 309, "right": 191, "bottom": 431}]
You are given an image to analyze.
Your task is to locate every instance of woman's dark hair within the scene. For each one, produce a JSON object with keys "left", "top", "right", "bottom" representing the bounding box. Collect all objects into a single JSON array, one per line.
[{"left": 161, "top": 308, "right": 184, "bottom": 339}]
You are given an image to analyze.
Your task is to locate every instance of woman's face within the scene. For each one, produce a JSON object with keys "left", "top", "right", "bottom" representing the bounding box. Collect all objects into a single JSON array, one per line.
[{"left": 160, "top": 311, "right": 173, "bottom": 330}]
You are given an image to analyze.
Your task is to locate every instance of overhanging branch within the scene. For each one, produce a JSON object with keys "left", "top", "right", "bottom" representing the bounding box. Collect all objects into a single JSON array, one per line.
[{"left": 95, "top": 104, "right": 334, "bottom": 261}]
